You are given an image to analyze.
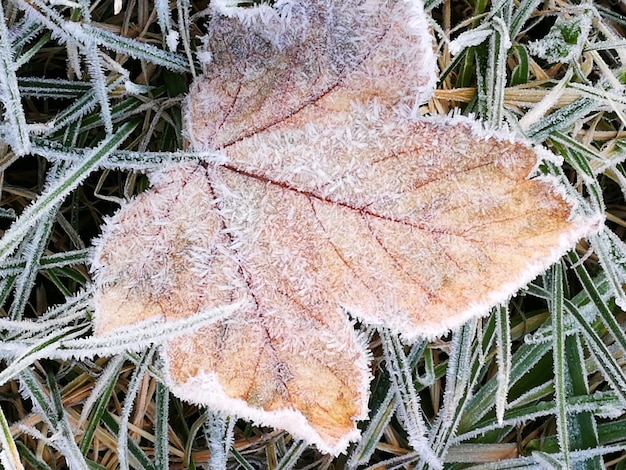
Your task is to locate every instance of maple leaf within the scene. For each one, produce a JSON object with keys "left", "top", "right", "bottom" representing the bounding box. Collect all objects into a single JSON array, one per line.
[{"left": 92, "top": 0, "right": 601, "bottom": 456}]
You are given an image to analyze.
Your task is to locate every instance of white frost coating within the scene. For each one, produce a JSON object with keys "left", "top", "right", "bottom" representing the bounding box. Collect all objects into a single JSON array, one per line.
[
  {"left": 123, "top": 80, "right": 147, "bottom": 95},
  {"left": 164, "top": 324, "right": 373, "bottom": 455},
  {"left": 449, "top": 28, "right": 492, "bottom": 56},
  {"left": 404, "top": 0, "right": 439, "bottom": 107},
  {"left": 196, "top": 50, "right": 212, "bottom": 65},
  {"left": 78, "top": 355, "right": 125, "bottom": 428},
  {"left": 166, "top": 30, "right": 179, "bottom": 51},
  {"left": 212, "top": 0, "right": 282, "bottom": 28},
  {"left": 88, "top": 0, "right": 606, "bottom": 458},
  {"left": 519, "top": 69, "right": 574, "bottom": 130},
  {"left": 332, "top": 113, "right": 604, "bottom": 342},
  {"left": 528, "top": 13, "right": 592, "bottom": 64},
  {"left": 48, "top": 0, "right": 81, "bottom": 7},
  {"left": 56, "top": 302, "right": 245, "bottom": 361},
  {"left": 61, "top": 21, "right": 83, "bottom": 40},
  {"left": 368, "top": 210, "right": 602, "bottom": 343},
  {"left": 426, "top": 112, "right": 566, "bottom": 170},
  {"left": 166, "top": 370, "right": 362, "bottom": 456},
  {"left": 0, "top": 450, "right": 23, "bottom": 470}
]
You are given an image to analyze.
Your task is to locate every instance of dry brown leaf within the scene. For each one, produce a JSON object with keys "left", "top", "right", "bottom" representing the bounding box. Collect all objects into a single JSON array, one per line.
[{"left": 92, "top": 0, "right": 602, "bottom": 455}]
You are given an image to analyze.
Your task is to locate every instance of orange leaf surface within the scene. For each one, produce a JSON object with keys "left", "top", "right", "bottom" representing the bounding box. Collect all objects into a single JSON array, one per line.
[{"left": 92, "top": 0, "right": 602, "bottom": 455}]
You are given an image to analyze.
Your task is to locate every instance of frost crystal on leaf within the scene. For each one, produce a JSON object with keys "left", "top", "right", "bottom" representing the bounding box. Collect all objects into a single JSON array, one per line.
[
  {"left": 92, "top": 0, "right": 602, "bottom": 456},
  {"left": 528, "top": 11, "right": 592, "bottom": 64}
]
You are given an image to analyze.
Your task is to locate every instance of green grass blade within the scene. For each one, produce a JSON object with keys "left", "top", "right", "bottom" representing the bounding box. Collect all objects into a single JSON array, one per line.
[
  {"left": 0, "top": 0, "right": 30, "bottom": 154},
  {"left": 381, "top": 330, "right": 441, "bottom": 469},
  {"left": 0, "top": 324, "right": 90, "bottom": 386},
  {"left": 19, "top": 368, "right": 91, "bottom": 469},
  {"left": 71, "top": 23, "right": 189, "bottom": 73},
  {"left": 590, "top": 229, "right": 626, "bottom": 311},
  {"left": 79, "top": 356, "right": 126, "bottom": 455},
  {"left": 0, "top": 121, "right": 137, "bottom": 264},
  {"left": 17, "top": 77, "right": 92, "bottom": 99},
  {"left": 0, "top": 404, "right": 24, "bottom": 470},
  {"left": 428, "top": 322, "right": 478, "bottom": 463},
  {"left": 476, "top": 17, "right": 510, "bottom": 123},
  {"left": 100, "top": 411, "right": 156, "bottom": 470},
  {"left": 347, "top": 387, "right": 396, "bottom": 468},
  {"left": 526, "top": 97, "right": 597, "bottom": 142},
  {"left": 275, "top": 440, "right": 307, "bottom": 470},
  {"left": 155, "top": 381, "right": 170, "bottom": 470},
  {"left": 8, "top": 200, "right": 59, "bottom": 320},
  {"left": 495, "top": 305, "right": 511, "bottom": 424},
  {"left": 118, "top": 348, "right": 155, "bottom": 470},
  {"left": 547, "top": 264, "right": 571, "bottom": 467},
  {"left": 231, "top": 447, "right": 257, "bottom": 470},
  {"left": 568, "top": 251, "right": 626, "bottom": 356},
  {"left": 0, "top": 249, "right": 90, "bottom": 277}
]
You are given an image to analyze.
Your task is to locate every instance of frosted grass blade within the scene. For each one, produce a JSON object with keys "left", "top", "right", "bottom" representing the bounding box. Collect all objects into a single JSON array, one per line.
[
  {"left": 82, "top": 43, "right": 113, "bottom": 134},
  {"left": 10, "top": 14, "right": 44, "bottom": 54},
  {"left": 155, "top": 0, "right": 175, "bottom": 50},
  {"left": 205, "top": 411, "right": 235, "bottom": 469},
  {"left": 31, "top": 136, "right": 224, "bottom": 169},
  {"left": 13, "top": 30, "right": 50, "bottom": 70},
  {"left": 546, "top": 264, "right": 571, "bottom": 468},
  {"left": 590, "top": 229, "right": 626, "bottom": 310},
  {"left": 8, "top": 200, "right": 59, "bottom": 320},
  {"left": 69, "top": 23, "right": 189, "bottom": 73},
  {"left": 381, "top": 331, "right": 442, "bottom": 469},
  {"left": 526, "top": 97, "right": 597, "bottom": 141},
  {"left": 427, "top": 322, "right": 478, "bottom": 465},
  {"left": 533, "top": 451, "right": 566, "bottom": 469},
  {"left": 551, "top": 133, "right": 608, "bottom": 179},
  {"left": 508, "top": 382, "right": 554, "bottom": 409},
  {"left": 568, "top": 251, "right": 626, "bottom": 356},
  {"left": 550, "top": 138, "right": 605, "bottom": 213},
  {"left": 519, "top": 68, "right": 574, "bottom": 131},
  {"left": 99, "top": 409, "right": 156, "bottom": 469},
  {"left": 0, "top": 249, "right": 89, "bottom": 278},
  {"left": 154, "top": 381, "right": 170, "bottom": 470},
  {"left": 79, "top": 356, "right": 125, "bottom": 454},
  {"left": 565, "top": 299, "right": 626, "bottom": 405},
  {"left": 17, "top": 77, "right": 92, "bottom": 99},
  {"left": 510, "top": 0, "right": 542, "bottom": 38},
  {"left": 176, "top": 0, "right": 195, "bottom": 74},
  {"left": 347, "top": 387, "right": 396, "bottom": 468},
  {"left": 0, "top": 324, "right": 89, "bottom": 387},
  {"left": 0, "top": 405, "right": 24, "bottom": 470},
  {"left": 563, "top": 335, "right": 603, "bottom": 467},
  {"left": 57, "top": 300, "right": 243, "bottom": 358},
  {"left": 47, "top": 76, "right": 125, "bottom": 134},
  {"left": 0, "top": 121, "right": 137, "bottom": 264},
  {"left": 276, "top": 440, "right": 307, "bottom": 470},
  {"left": 495, "top": 305, "right": 511, "bottom": 424},
  {"left": 0, "top": 0, "right": 30, "bottom": 154},
  {"left": 231, "top": 447, "right": 256, "bottom": 470},
  {"left": 19, "top": 368, "right": 90, "bottom": 470},
  {"left": 527, "top": 282, "right": 626, "bottom": 404},
  {"left": 487, "top": 17, "right": 510, "bottom": 124},
  {"left": 16, "top": 0, "right": 188, "bottom": 73},
  {"left": 457, "top": 333, "right": 553, "bottom": 437},
  {"left": 118, "top": 348, "right": 155, "bottom": 470}
]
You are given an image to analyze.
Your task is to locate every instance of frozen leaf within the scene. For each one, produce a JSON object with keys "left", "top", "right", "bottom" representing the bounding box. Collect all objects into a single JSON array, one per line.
[
  {"left": 92, "top": 0, "right": 602, "bottom": 456},
  {"left": 93, "top": 163, "right": 373, "bottom": 454}
]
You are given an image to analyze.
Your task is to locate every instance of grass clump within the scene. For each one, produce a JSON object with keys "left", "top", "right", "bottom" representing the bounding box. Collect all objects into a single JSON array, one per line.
[{"left": 2, "top": 0, "right": 626, "bottom": 468}]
